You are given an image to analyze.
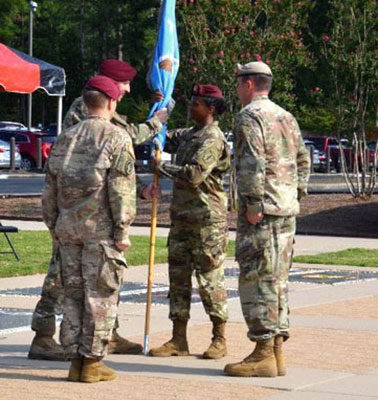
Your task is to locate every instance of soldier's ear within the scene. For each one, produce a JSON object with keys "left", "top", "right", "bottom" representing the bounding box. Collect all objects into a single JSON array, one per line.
[
  {"left": 107, "top": 98, "right": 117, "bottom": 111},
  {"left": 247, "top": 79, "right": 255, "bottom": 92}
]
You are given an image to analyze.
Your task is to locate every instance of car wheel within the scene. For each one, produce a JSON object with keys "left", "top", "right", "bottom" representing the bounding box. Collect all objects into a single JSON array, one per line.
[{"left": 20, "top": 155, "right": 35, "bottom": 171}]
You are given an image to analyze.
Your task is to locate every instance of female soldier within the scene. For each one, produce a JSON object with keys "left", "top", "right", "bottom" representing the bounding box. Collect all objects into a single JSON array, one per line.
[{"left": 149, "top": 84, "right": 231, "bottom": 359}]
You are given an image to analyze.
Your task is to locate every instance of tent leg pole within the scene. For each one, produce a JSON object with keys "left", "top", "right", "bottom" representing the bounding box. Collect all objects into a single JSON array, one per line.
[{"left": 57, "top": 96, "right": 63, "bottom": 135}]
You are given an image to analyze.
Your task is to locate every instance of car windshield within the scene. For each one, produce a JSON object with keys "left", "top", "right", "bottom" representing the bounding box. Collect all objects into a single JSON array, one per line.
[
  {"left": 307, "top": 138, "right": 324, "bottom": 151},
  {"left": 41, "top": 136, "right": 56, "bottom": 143}
]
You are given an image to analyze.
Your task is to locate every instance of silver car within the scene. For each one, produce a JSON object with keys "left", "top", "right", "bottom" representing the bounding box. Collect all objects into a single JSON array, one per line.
[
  {"left": 0, "top": 139, "right": 21, "bottom": 168},
  {"left": 304, "top": 139, "right": 321, "bottom": 171}
]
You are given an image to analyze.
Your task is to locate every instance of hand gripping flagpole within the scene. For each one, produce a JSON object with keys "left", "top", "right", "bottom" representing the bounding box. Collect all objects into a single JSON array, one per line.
[{"left": 144, "top": 0, "right": 179, "bottom": 356}]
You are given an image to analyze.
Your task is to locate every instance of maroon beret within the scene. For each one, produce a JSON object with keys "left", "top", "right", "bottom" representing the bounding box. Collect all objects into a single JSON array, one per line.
[
  {"left": 191, "top": 84, "right": 223, "bottom": 99},
  {"left": 85, "top": 75, "right": 120, "bottom": 100},
  {"left": 99, "top": 59, "right": 137, "bottom": 82}
]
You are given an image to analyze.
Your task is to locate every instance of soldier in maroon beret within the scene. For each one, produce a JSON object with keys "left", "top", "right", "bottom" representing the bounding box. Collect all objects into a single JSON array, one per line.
[
  {"left": 42, "top": 71, "right": 150, "bottom": 382},
  {"left": 99, "top": 59, "right": 137, "bottom": 99},
  {"left": 29, "top": 60, "right": 168, "bottom": 362},
  {"left": 85, "top": 75, "right": 121, "bottom": 100},
  {"left": 149, "top": 85, "right": 231, "bottom": 360}
]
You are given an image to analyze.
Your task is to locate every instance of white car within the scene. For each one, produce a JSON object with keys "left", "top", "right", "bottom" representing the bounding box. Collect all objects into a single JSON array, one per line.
[
  {"left": 0, "top": 139, "right": 21, "bottom": 169},
  {"left": 0, "top": 121, "right": 27, "bottom": 130}
]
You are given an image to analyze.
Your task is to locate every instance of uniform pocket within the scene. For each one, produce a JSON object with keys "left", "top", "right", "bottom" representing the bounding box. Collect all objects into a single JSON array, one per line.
[
  {"left": 97, "top": 243, "right": 127, "bottom": 293},
  {"left": 194, "top": 226, "right": 228, "bottom": 273},
  {"left": 236, "top": 220, "right": 272, "bottom": 279}
]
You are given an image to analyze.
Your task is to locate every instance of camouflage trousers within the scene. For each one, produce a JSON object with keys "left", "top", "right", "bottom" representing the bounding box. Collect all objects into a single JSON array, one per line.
[
  {"left": 236, "top": 215, "right": 296, "bottom": 342},
  {"left": 31, "top": 243, "right": 64, "bottom": 336},
  {"left": 31, "top": 246, "right": 122, "bottom": 337},
  {"left": 168, "top": 222, "right": 229, "bottom": 322},
  {"left": 59, "top": 240, "right": 126, "bottom": 359}
]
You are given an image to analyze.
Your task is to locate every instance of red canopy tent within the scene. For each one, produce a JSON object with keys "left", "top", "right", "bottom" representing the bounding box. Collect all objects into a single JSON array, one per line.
[{"left": 0, "top": 43, "right": 66, "bottom": 134}]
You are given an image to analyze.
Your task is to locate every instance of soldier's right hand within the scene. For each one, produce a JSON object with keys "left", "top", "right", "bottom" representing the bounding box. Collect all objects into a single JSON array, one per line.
[
  {"left": 152, "top": 90, "right": 164, "bottom": 102},
  {"left": 115, "top": 238, "right": 131, "bottom": 252},
  {"left": 154, "top": 108, "right": 169, "bottom": 124}
]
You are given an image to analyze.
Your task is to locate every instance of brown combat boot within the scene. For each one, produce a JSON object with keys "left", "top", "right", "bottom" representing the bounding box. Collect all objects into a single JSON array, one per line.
[
  {"left": 203, "top": 317, "right": 227, "bottom": 359},
  {"left": 28, "top": 333, "right": 66, "bottom": 361},
  {"left": 80, "top": 358, "right": 116, "bottom": 383},
  {"left": 274, "top": 335, "right": 286, "bottom": 376},
  {"left": 224, "top": 338, "right": 277, "bottom": 377},
  {"left": 67, "top": 356, "right": 83, "bottom": 382},
  {"left": 149, "top": 320, "right": 189, "bottom": 357},
  {"left": 107, "top": 330, "right": 143, "bottom": 354}
]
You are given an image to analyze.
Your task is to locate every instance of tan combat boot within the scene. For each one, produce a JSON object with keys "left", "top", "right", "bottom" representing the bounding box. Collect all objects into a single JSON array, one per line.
[
  {"left": 149, "top": 320, "right": 189, "bottom": 357},
  {"left": 224, "top": 338, "right": 277, "bottom": 377},
  {"left": 203, "top": 317, "right": 227, "bottom": 359},
  {"left": 274, "top": 335, "right": 286, "bottom": 376},
  {"left": 107, "top": 329, "right": 143, "bottom": 354},
  {"left": 80, "top": 358, "right": 116, "bottom": 383},
  {"left": 67, "top": 357, "right": 83, "bottom": 382},
  {"left": 28, "top": 333, "right": 66, "bottom": 361}
]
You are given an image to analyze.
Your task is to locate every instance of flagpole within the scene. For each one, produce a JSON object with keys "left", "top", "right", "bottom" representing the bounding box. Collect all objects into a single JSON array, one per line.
[
  {"left": 144, "top": 146, "right": 161, "bottom": 355},
  {"left": 144, "top": 0, "right": 179, "bottom": 355}
]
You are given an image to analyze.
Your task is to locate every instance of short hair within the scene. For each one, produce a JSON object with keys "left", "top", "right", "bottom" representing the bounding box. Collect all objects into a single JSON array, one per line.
[
  {"left": 202, "top": 97, "right": 228, "bottom": 116},
  {"left": 82, "top": 89, "right": 108, "bottom": 109},
  {"left": 241, "top": 74, "right": 272, "bottom": 92}
]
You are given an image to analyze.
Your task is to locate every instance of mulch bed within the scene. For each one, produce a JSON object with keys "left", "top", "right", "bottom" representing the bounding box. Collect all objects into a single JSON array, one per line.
[{"left": 1, "top": 193, "right": 378, "bottom": 238}]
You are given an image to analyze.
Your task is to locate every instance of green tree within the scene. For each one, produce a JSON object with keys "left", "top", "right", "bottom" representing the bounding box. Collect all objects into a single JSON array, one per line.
[
  {"left": 314, "top": 0, "right": 378, "bottom": 197},
  {"left": 174, "top": 0, "right": 314, "bottom": 130}
]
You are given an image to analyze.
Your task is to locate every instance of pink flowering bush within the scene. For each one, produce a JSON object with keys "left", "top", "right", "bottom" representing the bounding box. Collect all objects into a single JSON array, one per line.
[{"left": 175, "top": 0, "right": 313, "bottom": 129}]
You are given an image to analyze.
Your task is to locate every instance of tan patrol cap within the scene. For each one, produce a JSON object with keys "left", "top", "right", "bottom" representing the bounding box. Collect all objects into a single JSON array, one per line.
[{"left": 236, "top": 61, "right": 273, "bottom": 78}]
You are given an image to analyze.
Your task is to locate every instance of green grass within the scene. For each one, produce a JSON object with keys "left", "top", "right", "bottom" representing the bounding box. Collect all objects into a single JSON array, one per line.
[
  {"left": 294, "top": 248, "right": 378, "bottom": 268},
  {"left": 0, "top": 231, "right": 236, "bottom": 278},
  {"left": 2, "top": 232, "right": 376, "bottom": 278}
]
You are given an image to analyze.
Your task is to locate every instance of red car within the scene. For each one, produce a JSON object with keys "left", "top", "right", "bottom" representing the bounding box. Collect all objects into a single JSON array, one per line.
[
  {"left": 0, "top": 128, "right": 55, "bottom": 170},
  {"left": 305, "top": 136, "right": 354, "bottom": 172},
  {"left": 305, "top": 135, "right": 376, "bottom": 172}
]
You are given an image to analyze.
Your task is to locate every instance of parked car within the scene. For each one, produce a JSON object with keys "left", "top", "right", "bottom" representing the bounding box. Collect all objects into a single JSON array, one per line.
[
  {"left": 303, "top": 139, "right": 321, "bottom": 171},
  {"left": 0, "top": 139, "right": 21, "bottom": 169},
  {"left": 134, "top": 142, "right": 152, "bottom": 170},
  {"left": 305, "top": 136, "right": 353, "bottom": 172},
  {"left": 0, "top": 121, "right": 26, "bottom": 130},
  {"left": 0, "top": 129, "right": 55, "bottom": 171},
  {"left": 43, "top": 123, "right": 58, "bottom": 136}
]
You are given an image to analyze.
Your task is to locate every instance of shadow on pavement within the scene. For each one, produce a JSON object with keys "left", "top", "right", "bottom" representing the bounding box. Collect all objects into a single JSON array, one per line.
[{"left": 106, "top": 358, "right": 224, "bottom": 377}]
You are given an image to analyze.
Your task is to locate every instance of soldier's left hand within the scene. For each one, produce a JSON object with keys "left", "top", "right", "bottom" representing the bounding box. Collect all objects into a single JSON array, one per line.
[
  {"left": 246, "top": 211, "right": 264, "bottom": 225},
  {"left": 115, "top": 238, "right": 131, "bottom": 251},
  {"left": 142, "top": 183, "right": 162, "bottom": 200}
]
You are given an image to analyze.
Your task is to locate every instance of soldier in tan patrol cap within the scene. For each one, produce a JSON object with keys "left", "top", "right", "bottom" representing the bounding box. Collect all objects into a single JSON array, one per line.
[{"left": 224, "top": 61, "right": 310, "bottom": 377}]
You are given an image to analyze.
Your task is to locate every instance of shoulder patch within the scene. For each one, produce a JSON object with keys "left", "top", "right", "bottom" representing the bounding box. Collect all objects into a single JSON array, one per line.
[{"left": 113, "top": 140, "right": 135, "bottom": 177}]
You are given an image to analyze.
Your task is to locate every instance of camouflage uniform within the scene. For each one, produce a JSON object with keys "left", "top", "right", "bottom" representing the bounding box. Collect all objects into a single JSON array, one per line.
[
  {"left": 63, "top": 95, "right": 161, "bottom": 145},
  {"left": 31, "top": 97, "right": 162, "bottom": 337},
  {"left": 157, "top": 121, "right": 231, "bottom": 322},
  {"left": 31, "top": 243, "right": 63, "bottom": 336},
  {"left": 42, "top": 116, "right": 137, "bottom": 359},
  {"left": 234, "top": 95, "right": 310, "bottom": 341}
]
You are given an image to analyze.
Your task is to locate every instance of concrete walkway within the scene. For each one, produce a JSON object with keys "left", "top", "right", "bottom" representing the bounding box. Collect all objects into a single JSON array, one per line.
[{"left": 1, "top": 222, "right": 378, "bottom": 399}]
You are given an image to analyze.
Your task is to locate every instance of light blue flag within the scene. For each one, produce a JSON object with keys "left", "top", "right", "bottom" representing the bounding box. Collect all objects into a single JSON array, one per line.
[{"left": 147, "top": 0, "right": 179, "bottom": 151}]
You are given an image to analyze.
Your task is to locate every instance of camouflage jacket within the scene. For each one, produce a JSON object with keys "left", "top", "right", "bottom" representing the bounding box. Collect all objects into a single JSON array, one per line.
[
  {"left": 234, "top": 95, "right": 310, "bottom": 217},
  {"left": 43, "top": 116, "right": 137, "bottom": 243},
  {"left": 62, "top": 96, "right": 162, "bottom": 146},
  {"left": 157, "top": 121, "right": 231, "bottom": 225}
]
